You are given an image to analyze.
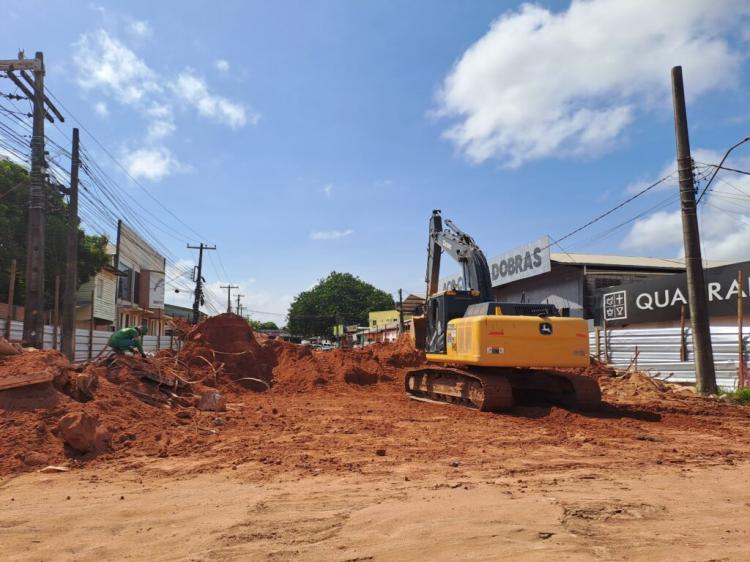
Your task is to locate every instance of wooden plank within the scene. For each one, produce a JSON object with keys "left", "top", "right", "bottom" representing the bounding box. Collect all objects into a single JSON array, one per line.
[{"left": 0, "top": 371, "right": 54, "bottom": 391}]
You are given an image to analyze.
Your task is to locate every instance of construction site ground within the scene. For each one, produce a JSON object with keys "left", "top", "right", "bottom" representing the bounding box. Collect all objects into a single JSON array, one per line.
[{"left": 2, "top": 315, "right": 749, "bottom": 561}]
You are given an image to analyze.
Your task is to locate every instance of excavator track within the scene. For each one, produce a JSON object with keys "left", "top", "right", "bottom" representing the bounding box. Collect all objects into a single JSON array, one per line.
[
  {"left": 405, "top": 367, "right": 602, "bottom": 412},
  {"left": 405, "top": 367, "right": 514, "bottom": 411}
]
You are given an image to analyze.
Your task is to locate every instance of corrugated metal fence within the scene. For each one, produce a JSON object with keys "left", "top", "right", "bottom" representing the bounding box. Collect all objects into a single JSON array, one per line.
[
  {"left": 590, "top": 326, "right": 746, "bottom": 389},
  {"left": 5, "top": 320, "right": 178, "bottom": 362}
]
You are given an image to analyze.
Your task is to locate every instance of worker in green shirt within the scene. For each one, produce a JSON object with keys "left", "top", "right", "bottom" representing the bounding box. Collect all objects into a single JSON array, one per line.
[{"left": 108, "top": 325, "right": 147, "bottom": 357}]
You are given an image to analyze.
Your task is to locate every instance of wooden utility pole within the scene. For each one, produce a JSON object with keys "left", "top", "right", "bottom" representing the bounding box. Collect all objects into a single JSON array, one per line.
[
  {"left": 61, "top": 128, "right": 80, "bottom": 360},
  {"left": 220, "top": 284, "right": 239, "bottom": 314},
  {"left": 738, "top": 270, "right": 746, "bottom": 389},
  {"left": 52, "top": 275, "right": 60, "bottom": 349},
  {"left": 186, "top": 243, "right": 215, "bottom": 324},
  {"left": 398, "top": 288, "right": 404, "bottom": 334},
  {"left": 235, "top": 293, "right": 244, "bottom": 315},
  {"left": 4, "top": 259, "right": 17, "bottom": 339},
  {"left": 671, "top": 66, "right": 717, "bottom": 395}
]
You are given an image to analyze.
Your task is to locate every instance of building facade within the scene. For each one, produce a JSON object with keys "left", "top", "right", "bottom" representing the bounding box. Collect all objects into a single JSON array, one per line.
[
  {"left": 115, "top": 221, "right": 167, "bottom": 336},
  {"left": 438, "top": 235, "right": 725, "bottom": 323},
  {"left": 75, "top": 263, "right": 119, "bottom": 331}
]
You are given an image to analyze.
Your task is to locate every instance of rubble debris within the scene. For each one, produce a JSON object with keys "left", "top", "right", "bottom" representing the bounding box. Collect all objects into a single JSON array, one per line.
[
  {"left": 0, "top": 337, "right": 22, "bottom": 355},
  {"left": 0, "top": 370, "right": 54, "bottom": 392},
  {"left": 197, "top": 390, "right": 226, "bottom": 412},
  {"left": 0, "top": 350, "right": 69, "bottom": 392},
  {"left": 21, "top": 451, "right": 49, "bottom": 466},
  {"left": 38, "top": 465, "right": 70, "bottom": 473},
  {"left": 57, "top": 411, "right": 111, "bottom": 454}
]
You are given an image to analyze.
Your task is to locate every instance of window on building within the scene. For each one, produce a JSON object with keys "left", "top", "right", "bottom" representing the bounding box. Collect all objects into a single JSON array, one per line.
[
  {"left": 95, "top": 278, "right": 104, "bottom": 299},
  {"left": 118, "top": 265, "right": 132, "bottom": 302},
  {"left": 133, "top": 271, "right": 141, "bottom": 305}
]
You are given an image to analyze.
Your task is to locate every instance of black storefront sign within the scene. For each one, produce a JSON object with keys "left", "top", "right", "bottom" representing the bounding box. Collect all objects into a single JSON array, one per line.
[{"left": 596, "top": 261, "right": 750, "bottom": 326}]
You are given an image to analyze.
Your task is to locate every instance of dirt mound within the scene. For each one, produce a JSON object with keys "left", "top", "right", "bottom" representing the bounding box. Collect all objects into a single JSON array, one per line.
[
  {"left": 600, "top": 371, "right": 697, "bottom": 403},
  {"left": 371, "top": 333, "right": 425, "bottom": 368},
  {"left": 263, "top": 337, "right": 420, "bottom": 393},
  {"left": 182, "top": 313, "right": 275, "bottom": 386},
  {"left": 0, "top": 350, "right": 71, "bottom": 410}
]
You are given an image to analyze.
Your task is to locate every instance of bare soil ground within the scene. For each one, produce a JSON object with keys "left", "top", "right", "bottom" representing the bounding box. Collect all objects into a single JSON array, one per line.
[
  {"left": 2, "top": 385, "right": 750, "bottom": 561},
  {"left": 2, "top": 316, "right": 749, "bottom": 560}
]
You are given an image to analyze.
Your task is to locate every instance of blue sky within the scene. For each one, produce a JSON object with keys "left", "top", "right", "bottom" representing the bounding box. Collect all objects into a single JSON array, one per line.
[{"left": 2, "top": 0, "right": 750, "bottom": 323}]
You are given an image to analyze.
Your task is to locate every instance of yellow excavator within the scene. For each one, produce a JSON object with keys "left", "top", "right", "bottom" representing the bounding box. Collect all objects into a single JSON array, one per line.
[{"left": 407, "top": 210, "right": 601, "bottom": 411}]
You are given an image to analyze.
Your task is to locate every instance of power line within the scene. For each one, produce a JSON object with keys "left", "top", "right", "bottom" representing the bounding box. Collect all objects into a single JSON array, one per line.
[
  {"left": 696, "top": 136, "right": 750, "bottom": 204},
  {"left": 542, "top": 171, "right": 677, "bottom": 251}
]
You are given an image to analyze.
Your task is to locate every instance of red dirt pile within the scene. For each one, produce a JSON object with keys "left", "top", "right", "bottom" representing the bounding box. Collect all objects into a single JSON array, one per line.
[
  {"left": 181, "top": 314, "right": 275, "bottom": 388},
  {"left": 265, "top": 334, "right": 426, "bottom": 394},
  {"left": 3, "top": 313, "right": 747, "bottom": 478}
]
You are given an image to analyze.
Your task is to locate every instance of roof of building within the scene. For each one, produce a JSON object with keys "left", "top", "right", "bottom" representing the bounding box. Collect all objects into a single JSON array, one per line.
[
  {"left": 399, "top": 293, "right": 425, "bottom": 314},
  {"left": 550, "top": 253, "right": 729, "bottom": 270}
]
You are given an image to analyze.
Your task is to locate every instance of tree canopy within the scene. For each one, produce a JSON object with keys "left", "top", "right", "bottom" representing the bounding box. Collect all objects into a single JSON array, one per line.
[
  {"left": 248, "top": 319, "right": 279, "bottom": 331},
  {"left": 287, "top": 271, "right": 395, "bottom": 337},
  {"left": 0, "top": 159, "right": 110, "bottom": 308}
]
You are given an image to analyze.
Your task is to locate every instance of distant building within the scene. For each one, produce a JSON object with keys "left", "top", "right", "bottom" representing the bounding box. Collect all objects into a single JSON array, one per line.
[
  {"left": 75, "top": 253, "right": 119, "bottom": 331},
  {"left": 399, "top": 293, "right": 425, "bottom": 316},
  {"left": 440, "top": 237, "right": 727, "bottom": 323},
  {"left": 114, "top": 221, "right": 167, "bottom": 335},
  {"left": 164, "top": 303, "right": 206, "bottom": 324},
  {"left": 368, "top": 310, "right": 402, "bottom": 330}
]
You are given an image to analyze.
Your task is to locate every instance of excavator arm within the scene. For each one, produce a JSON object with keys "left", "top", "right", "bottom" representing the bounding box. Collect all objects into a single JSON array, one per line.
[{"left": 425, "top": 210, "right": 493, "bottom": 302}]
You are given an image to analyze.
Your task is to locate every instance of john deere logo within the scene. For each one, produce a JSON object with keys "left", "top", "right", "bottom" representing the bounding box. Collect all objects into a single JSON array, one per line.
[{"left": 539, "top": 323, "right": 553, "bottom": 335}]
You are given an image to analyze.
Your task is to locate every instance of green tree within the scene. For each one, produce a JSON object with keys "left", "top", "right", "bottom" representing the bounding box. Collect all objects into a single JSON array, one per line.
[
  {"left": 247, "top": 319, "right": 280, "bottom": 331},
  {"left": 0, "top": 159, "right": 110, "bottom": 308},
  {"left": 287, "top": 271, "right": 394, "bottom": 337}
]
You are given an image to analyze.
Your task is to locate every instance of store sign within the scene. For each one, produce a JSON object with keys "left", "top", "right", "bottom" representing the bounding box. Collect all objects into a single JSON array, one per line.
[
  {"left": 598, "top": 261, "right": 750, "bottom": 326},
  {"left": 440, "top": 235, "right": 551, "bottom": 291},
  {"left": 148, "top": 271, "right": 165, "bottom": 309}
]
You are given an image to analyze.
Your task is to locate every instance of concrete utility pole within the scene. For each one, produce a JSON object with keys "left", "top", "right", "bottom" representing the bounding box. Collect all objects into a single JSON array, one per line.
[
  {"left": 2, "top": 52, "right": 63, "bottom": 347},
  {"left": 61, "top": 128, "right": 79, "bottom": 360},
  {"left": 235, "top": 293, "right": 244, "bottom": 315},
  {"left": 671, "top": 66, "right": 717, "bottom": 395},
  {"left": 187, "top": 243, "right": 216, "bottom": 324},
  {"left": 12, "top": 53, "right": 45, "bottom": 347},
  {"left": 220, "top": 284, "right": 239, "bottom": 314}
]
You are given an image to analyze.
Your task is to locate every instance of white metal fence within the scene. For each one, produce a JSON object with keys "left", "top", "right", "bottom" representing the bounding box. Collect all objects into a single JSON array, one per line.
[
  {"left": 4, "top": 320, "right": 179, "bottom": 362},
  {"left": 590, "top": 326, "right": 747, "bottom": 389}
]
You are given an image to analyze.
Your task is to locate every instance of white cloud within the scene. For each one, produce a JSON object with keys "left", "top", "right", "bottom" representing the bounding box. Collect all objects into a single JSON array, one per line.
[
  {"left": 73, "top": 29, "right": 254, "bottom": 181},
  {"left": 173, "top": 71, "right": 256, "bottom": 128},
  {"left": 129, "top": 20, "right": 152, "bottom": 37},
  {"left": 323, "top": 184, "right": 333, "bottom": 198},
  {"left": 621, "top": 210, "right": 684, "bottom": 250},
  {"left": 436, "top": 0, "right": 748, "bottom": 167},
  {"left": 622, "top": 152, "right": 750, "bottom": 260},
  {"left": 94, "top": 101, "right": 109, "bottom": 117},
  {"left": 144, "top": 102, "right": 176, "bottom": 141},
  {"left": 215, "top": 59, "right": 230, "bottom": 73},
  {"left": 123, "top": 146, "right": 186, "bottom": 181},
  {"left": 310, "top": 229, "right": 354, "bottom": 241},
  {"left": 74, "top": 30, "right": 160, "bottom": 105}
]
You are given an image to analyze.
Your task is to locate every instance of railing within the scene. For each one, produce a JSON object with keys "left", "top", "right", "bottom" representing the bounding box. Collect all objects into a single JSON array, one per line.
[
  {"left": 5, "top": 320, "right": 179, "bottom": 362},
  {"left": 590, "top": 326, "right": 747, "bottom": 390}
]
